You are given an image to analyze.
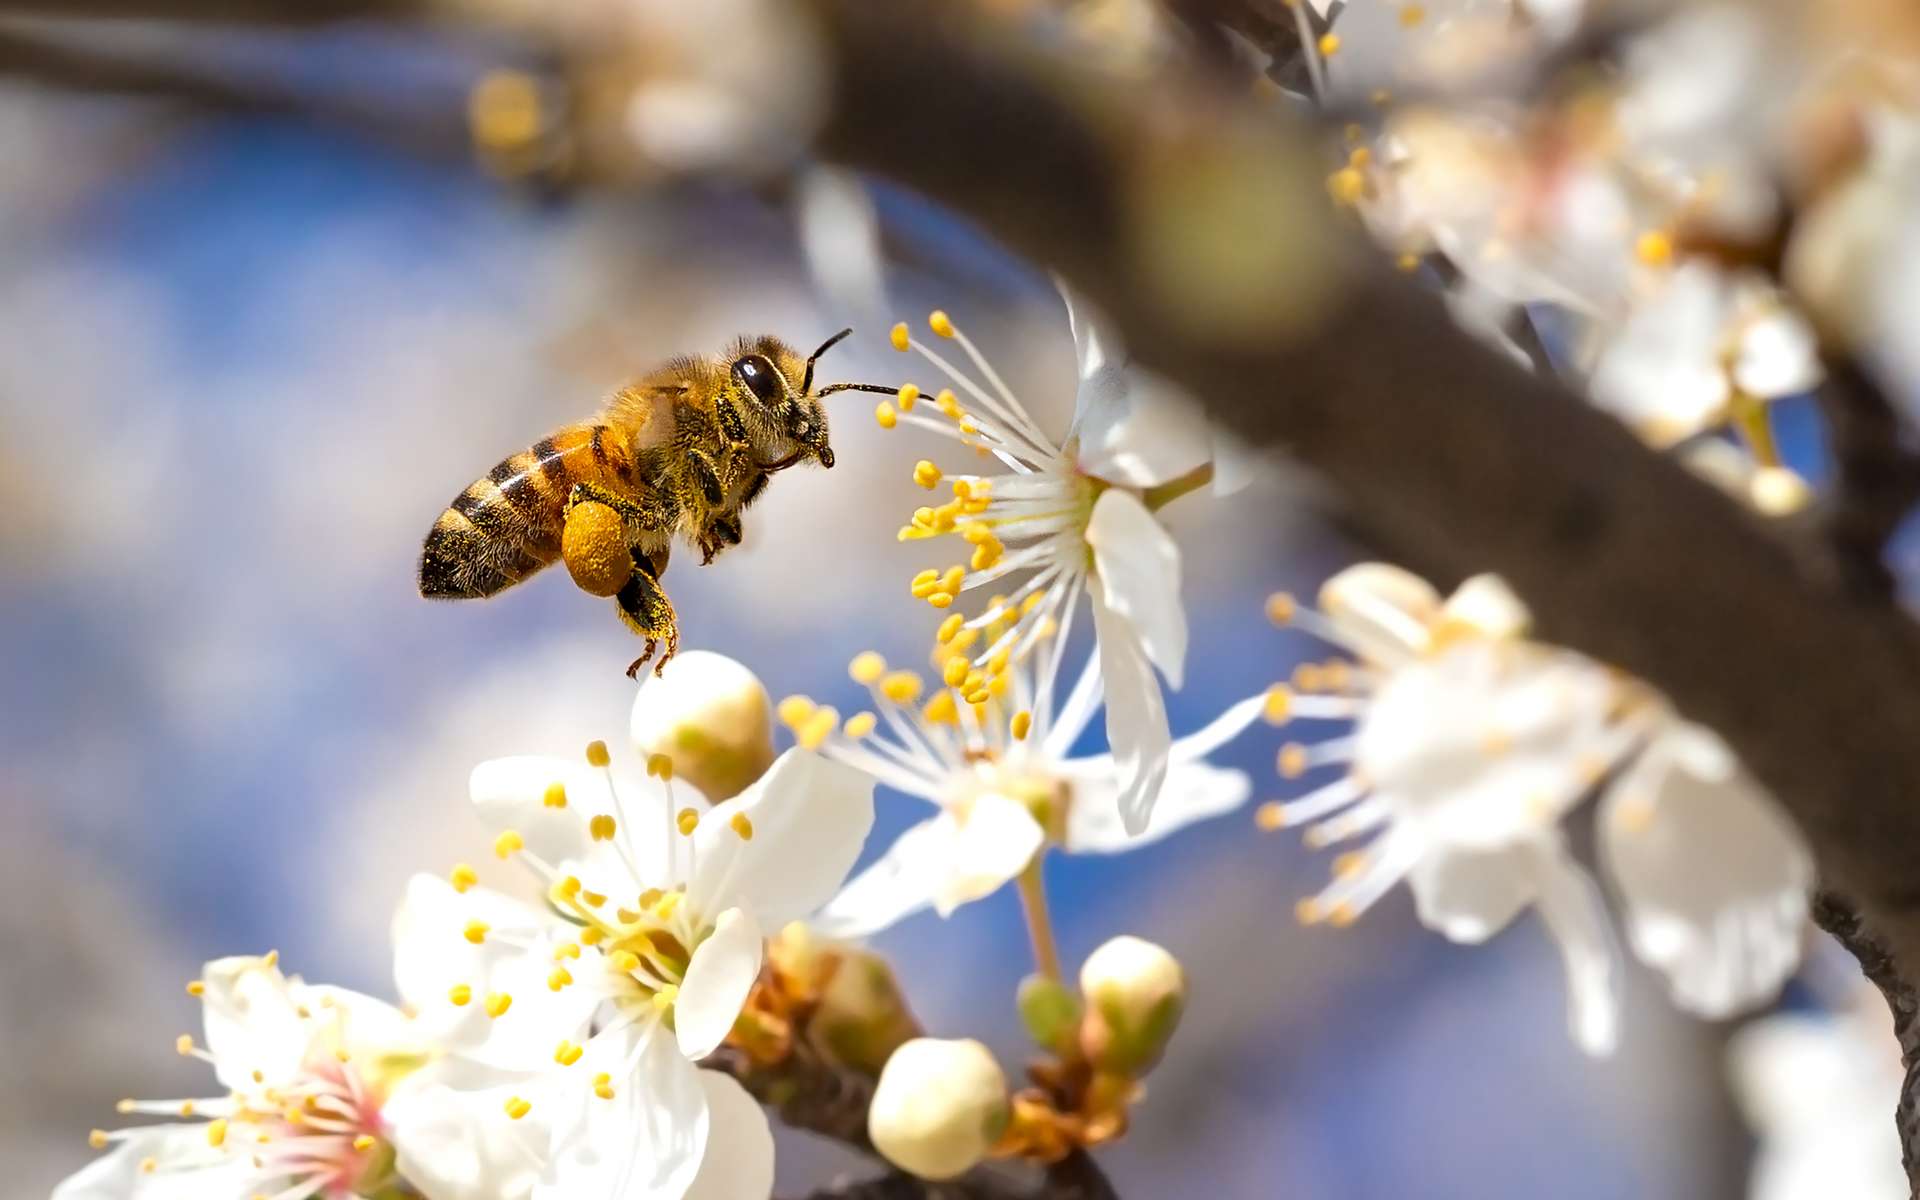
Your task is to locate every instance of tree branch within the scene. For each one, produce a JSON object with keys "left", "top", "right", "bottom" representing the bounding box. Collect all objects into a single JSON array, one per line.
[{"left": 1816, "top": 357, "right": 1920, "bottom": 597}]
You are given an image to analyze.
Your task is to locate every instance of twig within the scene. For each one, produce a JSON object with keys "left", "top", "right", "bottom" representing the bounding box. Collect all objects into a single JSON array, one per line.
[
  {"left": 1811, "top": 892, "right": 1920, "bottom": 1192},
  {"left": 1816, "top": 357, "right": 1920, "bottom": 596}
]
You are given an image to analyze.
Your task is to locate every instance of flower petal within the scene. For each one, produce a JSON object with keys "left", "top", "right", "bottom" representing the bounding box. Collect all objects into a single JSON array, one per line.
[
  {"left": 1090, "top": 587, "right": 1172, "bottom": 836},
  {"left": 1063, "top": 287, "right": 1213, "bottom": 488},
  {"left": 199, "top": 955, "right": 309, "bottom": 1093},
  {"left": 541, "top": 1021, "right": 709, "bottom": 1200},
  {"left": 53, "top": 1128, "right": 255, "bottom": 1200},
  {"left": 1735, "top": 308, "right": 1819, "bottom": 399},
  {"left": 676, "top": 907, "right": 764, "bottom": 1060},
  {"left": 935, "top": 793, "right": 1046, "bottom": 915},
  {"left": 387, "top": 1073, "right": 551, "bottom": 1200},
  {"left": 1599, "top": 722, "right": 1812, "bottom": 1018},
  {"left": 1317, "top": 562, "right": 1442, "bottom": 664},
  {"left": 688, "top": 749, "right": 875, "bottom": 927},
  {"left": 1528, "top": 846, "right": 1620, "bottom": 1056},
  {"left": 1086, "top": 489, "right": 1187, "bottom": 686},
  {"left": 469, "top": 755, "right": 602, "bottom": 868},
  {"left": 810, "top": 816, "right": 954, "bottom": 938},
  {"left": 1063, "top": 760, "right": 1250, "bottom": 853},
  {"left": 1407, "top": 845, "right": 1541, "bottom": 943},
  {"left": 683, "top": 1070, "right": 776, "bottom": 1200}
]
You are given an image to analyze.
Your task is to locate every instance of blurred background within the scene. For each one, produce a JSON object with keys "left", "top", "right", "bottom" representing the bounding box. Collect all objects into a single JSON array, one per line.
[{"left": 0, "top": 37, "right": 1848, "bottom": 1199}]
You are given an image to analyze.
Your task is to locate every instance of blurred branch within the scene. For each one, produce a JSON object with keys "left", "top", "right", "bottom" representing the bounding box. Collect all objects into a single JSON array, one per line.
[
  {"left": 1816, "top": 357, "right": 1920, "bottom": 596},
  {"left": 1811, "top": 892, "right": 1920, "bottom": 1188}
]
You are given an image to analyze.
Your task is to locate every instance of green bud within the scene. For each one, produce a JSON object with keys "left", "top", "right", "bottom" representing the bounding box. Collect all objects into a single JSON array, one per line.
[
  {"left": 1076, "top": 935, "right": 1186, "bottom": 1078},
  {"left": 1016, "top": 973, "right": 1082, "bottom": 1054}
]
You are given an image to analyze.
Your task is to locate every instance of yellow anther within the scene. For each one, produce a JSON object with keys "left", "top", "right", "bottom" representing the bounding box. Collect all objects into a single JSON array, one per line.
[
  {"left": 970, "top": 539, "right": 1004, "bottom": 571},
  {"left": 463, "top": 920, "right": 490, "bottom": 945},
  {"left": 923, "top": 690, "right": 959, "bottom": 725},
  {"left": 1327, "top": 167, "right": 1366, "bottom": 205},
  {"left": 1333, "top": 851, "right": 1370, "bottom": 879},
  {"left": 927, "top": 591, "right": 955, "bottom": 609},
  {"left": 936, "top": 614, "right": 966, "bottom": 645},
  {"left": 953, "top": 478, "right": 975, "bottom": 501},
  {"left": 1321, "top": 660, "right": 1354, "bottom": 693},
  {"left": 987, "top": 648, "right": 1012, "bottom": 676},
  {"left": 677, "top": 807, "right": 701, "bottom": 836},
  {"left": 948, "top": 626, "right": 979, "bottom": 653},
  {"left": 843, "top": 711, "right": 877, "bottom": 739},
  {"left": 548, "top": 966, "right": 574, "bottom": 991},
  {"left": 960, "top": 521, "right": 991, "bottom": 545},
  {"left": 616, "top": 906, "right": 642, "bottom": 924},
  {"left": 1294, "top": 897, "right": 1322, "bottom": 925},
  {"left": 929, "top": 310, "right": 956, "bottom": 338},
  {"left": 1010, "top": 710, "right": 1033, "bottom": 740},
  {"left": 1255, "top": 801, "right": 1287, "bottom": 832},
  {"left": 897, "top": 383, "right": 920, "bottom": 411},
  {"left": 647, "top": 753, "right": 674, "bottom": 781},
  {"left": 730, "top": 812, "right": 755, "bottom": 840},
  {"left": 504, "top": 1097, "right": 532, "bottom": 1121},
  {"left": 651, "top": 983, "right": 681, "bottom": 1012},
  {"left": 590, "top": 814, "right": 617, "bottom": 842},
  {"left": 264, "top": 949, "right": 279, "bottom": 968},
  {"left": 555, "top": 1039, "right": 583, "bottom": 1066},
  {"left": 608, "top": 950, "right": 641, "bottom": 973},
  {"left": 913, "top": 460, "right": 943, "bottom": 490},
  {"left": 890, "top": 322, "right": 910, "bottom": 352},
  {"left": 449, "top": 984, "right": 473, "bottom": 1006},
  {"left": 909, "top": 570, "right": 941, "bottom": 599},
  {"left": 1327, "top": 902, "right": 1359, "bottom": 928},
  {"left": 1348, "top": 146, "right": 1372, "bottom": 169},
  {"left": 777, "top": 694, "right": 817, "bottom": 729},
  {"left": 580, "top": 926, "right": 606, "bottom": 946},
  {"left": 541, "top": 781, "right": 568, "bottom": 809},
  {"left": 178, "top": 1101, "right": 195, "bottom": 1117},
  {"left": 1398, "top": 3, "right": 1425, "bottom": 25},
  {"left": 593, "top": 1072, "right": 616, "bottom": 1100},
  {"left": 1021, "top": 592, "right": 1046, "bottom": 615},
  {"left": 958, "top": 417, "right": 980, "bottom": 436},
  {"left": 493, "top": 830, "right": 524, "bottom": 859},
  {"left": 555, "top": 874, "right": 583, "bottom": 900},
  {"left": 582, "top": 740, "right": 610, "bottom": 768},
  {"left": 1396, "top": 251, "right": 1422, "bottom": 272},
  {"left": 875, "top": 402, "right": 898, "bottom": 429},
  {"left": 655, "top": 891, "right": 682, "bottom": 919},
  {"left": 176, "top": 1035, "right": 194, "bottom": 1056},
  {"left": 206, "top": 1119, "right": 229, "bottom": 1148},
  {"left": 139, "top": 1158, "right": 157, "bottom": 1175},
  {"left": 353, "top": 1134, "right": 378, "bottom": 1152},
  {"left": 116, "top": 1099, "right": 135, "bottom": 1114},
  {"left": 943, "top": 656, "right": 970, "bottom": 688},
  {"left": 798, "top": 706, "right": 839, "bottom": 751},
  {"left": 850, "top": 651, "right": 887, "bottom": 684},
  {"left": 450, "top": 863, "right": 480, "bottom": 893},
  {"left": 1292, "top": 663, "right": 1325, "bottom": 692},
  {"left": 581, "top": 888, "right": 606, "bottom": 907},
  {"left": 186, "top": 980, "right": 206, "bottom": 997},
  {"left": 1318, "top": 32, "right": 1341, "bottom": 55},
  {"left": 89, "top": 1130, "right": 109, "bottom": 1150},
  {"left": 554, "top": 942, "right": 582, "bottom": 961},
  {"left": 1263, "top": 685, "right": 1293, "bottom": 725},
  {"left": 484, "top": 992, "right": 513, "bottom": 1018},
  {"left": 940, "top": 566, "right": 965, "bottom": 593},
  {"left": 936, "top": 389, "right": 963, "bottom": 418},
  {"left": 1277, "top": 743, "right": 1310, "bottom": 779},
  {"left": 639, "top": 887, "right": 664, "bottom": 908},
  {"left": 1635, "top": 230, "right": 1674, "bottom": 267},
  {"left": 881, "top": 671, "right": 925, "bottom": 704}
]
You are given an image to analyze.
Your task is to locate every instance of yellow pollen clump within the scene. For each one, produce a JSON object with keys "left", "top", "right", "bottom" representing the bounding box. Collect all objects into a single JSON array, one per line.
[
  {"left": 581, "top": 927, "right": 606, "bottom": 946},
  {"left": 449, "top": 984, "right": 473, "bottom": 1006},
  {"left": 450, "top": 863, "right": 479, "bottom": 892},
  {"left": 927, "top": 591, "right": 954, "bottom": 609},
  {"left": 929, "top": 310, "right": 956, "bottom": 338},
  {"left": 843, "top": 711, "right": 877, "bottom": 739},
  {"left": 1263, "top": 685, "right": 1293, "bottom": 725},
  {"left": 1292, "top": 663, "right": 1325, "bottom": 692},
  {"left": 777, "top": 694, "right": 816, "bottom": 729},
  {"left": 1396, "top": 252, "right": 1422, "bottom": 272},
  {"left": 1278, "top": 743, "right": 1310, "bottom": 779},
  {"left": 890, "top": 322, "right": 910, "bottom": 352},
  {"left": 548, "top": 966, "right": 574, "bottom": 992},
  {"left": 463, "top": 920, "right": 490, "bottom": 945},
  {"left": 798, "top": 706, "right": 839, "bottom": 750},
  {"left": 89, "top": 1130, "right": 109, "bottom": 1150},
  {"left": 677, "top": 807, "right": 701, "bottom": 836},
  {"left": 594, "top": 1072, "right": 616, "bottom": 1100},
  {"left": 484, "top": 992, "right": 513, "bottom": 1018},
  {"left": 1349, "top": 146, "right": 1372, "bottom": 169},
  {"left": 923, "top": 690, "right": 959, "bottom": 725},
  {"left": 582, "top": 889, "right": 607, "bottom": 907},
  {"left": 652, "top": 984, "right": 681, "bottom": 1012},
  {"left": 936, "top": 389, "right": 963, "bottom": 419},
  {"left": 555, "top": 875, "right": 583, "bottom": 901},
  {"left": 1255, "top": 801, "right": 1287, "bottom": 831},
  {"left": 948, "top": 627, "right": 979, "bottom": 654},
  {"left": 554, "top": 942, "right": 582, "bottom": 960},
  {"left": 1635, "top": 230, "right": 1675, "bottom": 267},
  {"left": 1011, "top": 710, "right": 1033, "bottom": 740},
  {"left": 353, "top": 1134, "right": 378, "bottom": 1153},
  {"left": 504, "top": 1097, "right": 532, "bottom": 1121},
  {"left": 585, "top": 740, "right": 611, "bottom": 768},
  {"left": 730, "top": 812, "right": 755, "bottom": 840},
  {"left": 850, "top": 651, "right": 887, "bottom": 684},
  {"left": 971, "top": 538, "right": 1004, "bottom": 571},
  {"left": 1318, "top": 32, "right": 1341, "bottom": 55},
  {"left": 875, "top": 402, "right": 898, "bottom": 429},
  {"left": 1327, "top": 167, "right": 1366, "bottom": 205},
  {"left": 913, "top": 460, "right": 943, "bottom": 490},
  {"left": 493, "top": 830, "right": 525, "bottom": 859},
  {"left": 178, "top": 1102, "right": 195, "bottom": 1117},
  {"left": 590, "top": 814, "right": 617, "bottom": 842},
  {"left": 881, "top": 671, "right": 924, "bottom": 704},
  {"left": 897, "top": 384, "right": 920, "bottom": 411},
  {"left": 176, "top": 1035, "right": 195, "bottom": 1056},
  {"left": 1399, "top": 3, "right": 1425, "bottom": 25},
  {"left": 942, "top": 657, "right": 970, "bottom": 688},
  {"left": 608, "top": 949, "right": 641, "bottom": 974},
  {"left": 555, "top": 1039, "right": 583, "bottom": 1066},
  {"left": 206, "top": 1119, "right": 228, "bottom": 1148}
]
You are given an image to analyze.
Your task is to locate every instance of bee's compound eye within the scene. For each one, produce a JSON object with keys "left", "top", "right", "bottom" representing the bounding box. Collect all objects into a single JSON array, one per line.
[{"left": 734, "top": 356, "right": 783, "bottom": 405}]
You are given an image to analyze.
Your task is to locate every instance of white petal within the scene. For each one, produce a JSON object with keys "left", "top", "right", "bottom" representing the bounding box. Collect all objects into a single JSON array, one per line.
[
  {"left": 1209, "top": 425, "right": 1261, "bottom": 496},
  {"left": 935, "top": 793, "right": 1046, "bottom": 915},
  {"left": 1316, "top": 563, "right": 1442, "bottom": 663},
  {"left": 689, "top": 749, "right": 875, "bottom": 926},
  {"left": 796, "top": 166, "right": 888, "bottom": 325},
  {"left": 1086, "top": 489, "right": 1187, "bottom": 686},
  {"left": 1407, "top": 845, "right": 1540, "bottom": 943},
  {"left": 53, "top": 1128, "right": 255, "bottom": 1200},
  {"left": 1062, "top": 280, "right": 1116, "bottom": 381},
  {"left": 810, "top": 817, "right": 953, "bottom": 938},
  {"left": 1072, "top": 372, "right": 1215, "bottom": 489},
  {"left": 1091, "top": 588, "right": 1172, "bottom": 836},
  {"left": 292, "top": 983, "right": 421, "bottom": 1063},
  {"left": 1735, "top": 309, "right": 1821, "bottom": 399},
  {"left": 199, "top": 955, "right": 308, "bottom": 1093},
  {"left": 469, "top": 755, "right": 602, "bottom": 868},
  {"left": 1063, "top": 761, "right": 1250, "bottom": 853},
  {"left": 541, "top": 1022, "right": 709, "bottom": 1200},
  {"left": 387, "top": 1073, "right": 551, "bottom": 1200},
  {"left": 677, "top": 907, "right": 764, "bottom": 1060},
  {"left": 1437, "top": 574, "right": 1531, "bottom": 642},
  {"left": 1599, "top": 722, "right": 1812, "bottom": 1018},
  {"left": 683, "top": 1070, "right": 776, "bottom": 1200},
  {"left": 1528, "top": 847, "right": 1620, "bottom": 1056}
]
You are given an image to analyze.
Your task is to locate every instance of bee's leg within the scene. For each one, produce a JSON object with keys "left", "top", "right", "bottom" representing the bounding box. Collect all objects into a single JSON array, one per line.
[
  {"left": 713, "top": 393, "right": 751, "bottom": 452},
  {"left": 697, "top": 514, "right": 743, "bottom": 566},
  {"left": 617, "top": 548, "right": 679, "bottom": 679},
  {"left": 688, "top": 449, "right": 726, "bottom": 507},
  {"left": 564, "top": 481, "right": 676, "bottom": 530}
]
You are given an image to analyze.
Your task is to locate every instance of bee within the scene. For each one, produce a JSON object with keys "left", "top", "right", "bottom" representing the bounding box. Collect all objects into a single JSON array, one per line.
[{"left": 419, "top": 329, "right": 897, "bottom": 677}]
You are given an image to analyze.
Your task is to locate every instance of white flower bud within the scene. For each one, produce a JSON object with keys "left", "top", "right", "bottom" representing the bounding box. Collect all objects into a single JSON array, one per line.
[
  {"left": 629, "top": 650, "right": 774, "bottom": 801},
  {"left": 868, "top": 1038, "right": 1009, "bottom": 1181},
  {"left": 1077, "top": 935, "right": 1186, "bottom": 1077}
]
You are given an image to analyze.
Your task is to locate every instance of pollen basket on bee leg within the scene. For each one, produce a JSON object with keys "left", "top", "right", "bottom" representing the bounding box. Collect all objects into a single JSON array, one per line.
[{"left": 562, "top": 501, "right": 634, "bottom": 597}]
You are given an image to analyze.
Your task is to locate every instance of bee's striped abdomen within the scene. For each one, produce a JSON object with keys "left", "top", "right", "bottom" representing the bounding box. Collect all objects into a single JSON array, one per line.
[{"left": 418, "top": 424, "right": 635, "bottom": 600}]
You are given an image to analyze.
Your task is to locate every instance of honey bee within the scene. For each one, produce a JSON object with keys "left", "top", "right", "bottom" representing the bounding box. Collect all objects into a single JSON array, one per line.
[{"left": 419, "top": 329, "right": 896, "bottom": 677}]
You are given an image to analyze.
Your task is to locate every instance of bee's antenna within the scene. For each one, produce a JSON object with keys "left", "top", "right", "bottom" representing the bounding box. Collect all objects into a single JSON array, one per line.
[
  {"left": 801, "top": 328, "right": 854, "bottom": 395},
  {"left": 815, "top": 382, "right": 901, "bottom": 400}
]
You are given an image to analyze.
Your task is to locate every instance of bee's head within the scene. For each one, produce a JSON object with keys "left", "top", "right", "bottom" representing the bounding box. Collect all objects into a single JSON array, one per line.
[{"left": 730, "top": 338, "right": 835, "bottom": 470}]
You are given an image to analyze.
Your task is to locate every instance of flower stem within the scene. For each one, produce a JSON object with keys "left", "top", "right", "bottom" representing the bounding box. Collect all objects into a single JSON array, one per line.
[
  {"left": 1142, "top": 463, "right": 1214, "bottom": 513},
  {"left": 1730, "top": 393, "right": 1782, "bottom": 467},
  {"left": 1016, "top": 855, "right": 1064, "bottom": 983}
]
